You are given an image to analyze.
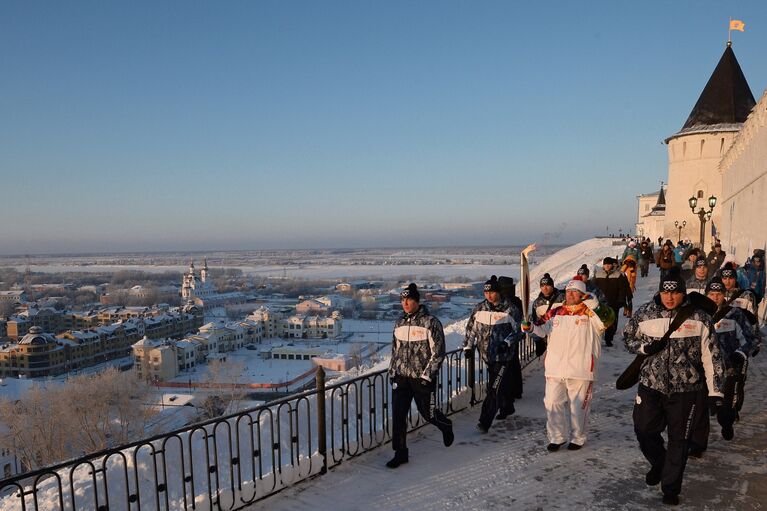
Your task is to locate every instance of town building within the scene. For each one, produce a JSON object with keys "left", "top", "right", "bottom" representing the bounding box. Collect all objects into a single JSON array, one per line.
[
  {"left": 247, "top": 307, "right": 342, "bottom": 340},
  {"left": 635, "top": 186, "right": 667, "bottom": 242}
]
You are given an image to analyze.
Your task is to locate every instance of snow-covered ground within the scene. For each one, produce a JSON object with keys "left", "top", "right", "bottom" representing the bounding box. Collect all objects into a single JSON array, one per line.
[{"left": 245, "top": 238, "right": 767, "bottom": 510}]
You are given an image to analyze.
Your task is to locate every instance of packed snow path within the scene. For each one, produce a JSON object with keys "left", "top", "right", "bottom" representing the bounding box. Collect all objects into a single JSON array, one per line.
[{"left": 249, "top": 259, "right": 767, "bottom": 510}]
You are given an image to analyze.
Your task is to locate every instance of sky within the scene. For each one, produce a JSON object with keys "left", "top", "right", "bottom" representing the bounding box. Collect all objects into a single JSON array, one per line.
[{"left": 2, "top": 1, "right": 767, "bottom": 255}]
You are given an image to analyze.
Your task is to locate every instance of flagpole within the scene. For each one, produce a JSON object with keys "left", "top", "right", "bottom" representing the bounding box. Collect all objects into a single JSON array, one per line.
[{"left": 728, "top": 17, "right": 732, "bottom": 46}]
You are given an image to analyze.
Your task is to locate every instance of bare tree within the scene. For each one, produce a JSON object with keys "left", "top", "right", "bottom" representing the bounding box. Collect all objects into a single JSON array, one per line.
[
  {"left": 196, "top": 359, "right": 247, "bottom": 420},
  {"left": 0, "top": 368, "right": 157, "bottom": 471}
]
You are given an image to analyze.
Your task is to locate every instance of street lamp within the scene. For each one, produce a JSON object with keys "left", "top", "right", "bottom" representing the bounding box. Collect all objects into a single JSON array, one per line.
[
  {"left": 688, "top": 195, "right": 717, "bottom": 249},
  {"left": 673, "top": 220, "right": 687, "bottom": 243}
]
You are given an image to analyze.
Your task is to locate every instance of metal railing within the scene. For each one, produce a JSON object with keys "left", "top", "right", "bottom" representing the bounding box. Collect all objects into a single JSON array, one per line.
[{"left": 0, "top": 340, "right": 538, "bottom": 511}]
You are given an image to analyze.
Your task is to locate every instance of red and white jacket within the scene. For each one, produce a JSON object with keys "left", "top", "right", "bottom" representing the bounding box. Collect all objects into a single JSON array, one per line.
[{"left": 532, "top": 303, "right": 605, "bottom": 381}]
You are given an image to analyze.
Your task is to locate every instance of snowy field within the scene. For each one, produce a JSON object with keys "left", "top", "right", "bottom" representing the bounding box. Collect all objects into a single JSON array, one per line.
[{"left": 4, "top": 245, "right": 567, "bottom": 281}]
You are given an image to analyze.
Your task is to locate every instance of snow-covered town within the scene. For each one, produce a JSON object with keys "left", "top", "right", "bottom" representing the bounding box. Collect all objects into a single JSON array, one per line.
[{"left": 3, "top": 3, "right": 767, "bottom": 511}]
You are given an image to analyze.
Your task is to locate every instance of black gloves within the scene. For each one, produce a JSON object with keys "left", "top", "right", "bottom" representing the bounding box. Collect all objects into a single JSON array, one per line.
[
  {"left": 643, "top": 340, "right": 668, "bottom": 355},
  {"left": 535, "top": 339, "right": 547, "bottom": 357},
  {"left": 708, "top": 396, "right": 724, "bottom": 416},
  {"left": 463, "top": 347, "right": 474, "bottom": 360}
]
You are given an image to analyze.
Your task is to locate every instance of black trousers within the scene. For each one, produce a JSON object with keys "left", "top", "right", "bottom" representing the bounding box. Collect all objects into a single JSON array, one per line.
[
  {"left": 391, "top": 377, "right": 452, "bottom": 452},
  {"left": 633, "top": 385, "right": 706, "bottom": 497},
  {"left": 688, "top": 395, "right": 709, "bottom": 452},
  {"left": 604, "top": 307, "right": 619, "bottom": 342},
  {"left": 717, "top": 359, "right": 748, "bottom": 429},
  {"left": 639, "top": 260, "right": 650, "bottom": 277},
  {"left": 509, "top": 353, "right": 523, "bottom": 399},
  {"left": 479, "top": 361, "right": 514, "bottom": 428}
]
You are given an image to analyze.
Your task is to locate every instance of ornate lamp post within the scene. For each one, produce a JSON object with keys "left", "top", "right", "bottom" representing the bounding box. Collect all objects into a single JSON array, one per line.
[
  {"left": 688, "top": 195, "right": 717, "bottom": 249},
  {"left": 673, "top": 220, "right": 686, "bottom": 243}
]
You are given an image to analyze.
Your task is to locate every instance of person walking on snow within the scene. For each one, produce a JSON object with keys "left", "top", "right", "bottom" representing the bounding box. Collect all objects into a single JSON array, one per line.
[
  {"left": 590, "top": 257, "right": 632, "bottom": 346},
  {"left": 464, "top": 276, "right": 524, "bottom": 433},
  {"left": 529, "top": 273, "right": 565, "bottom": 357},
  {"left": 387, "top": 283, "right": 454, "bottom": 468},
  {"left": 705, "top": 277, "right": 760, "bottom": 441},
  {"left": 638, "top": 240, "right": 654, "bottom": 278},
  {"left": 623, "top": 270, "right": 725, "bottom": 506},
  {"left": 685, "top": 258, "right": 710, "bottom": 294},
  {"left": 521, "top": 276, "right": 614, "bottom": 451},
  {"left": 705, "top": 242, "right": 726, "bottom": 276},
  {"left": 737, "top": 250, "right": 766, "bottom": 305}
]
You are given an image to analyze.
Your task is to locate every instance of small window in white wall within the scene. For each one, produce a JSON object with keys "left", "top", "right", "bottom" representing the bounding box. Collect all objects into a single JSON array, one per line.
[
  {"left": 720, "top": 138, "right": 725, "bottom": 154},
  {"left": 697, "top": 190, "right": 703, "bottom": 199},
  {"left": 683, "top": 141, "right": 687, "bottom": 157},
  {"left": 700, "top": 139, "right": 705, "bottom": 156}
]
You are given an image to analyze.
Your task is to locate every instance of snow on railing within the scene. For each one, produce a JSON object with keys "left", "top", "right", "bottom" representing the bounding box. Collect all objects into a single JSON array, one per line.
[{"left": 0, "top": 340, "right": 542, "bottom": 511}]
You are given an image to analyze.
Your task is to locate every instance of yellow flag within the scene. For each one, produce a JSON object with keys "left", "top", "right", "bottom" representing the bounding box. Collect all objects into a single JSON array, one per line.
[{"left": 730, "top": 19, "right": 745, "bottom": 32}]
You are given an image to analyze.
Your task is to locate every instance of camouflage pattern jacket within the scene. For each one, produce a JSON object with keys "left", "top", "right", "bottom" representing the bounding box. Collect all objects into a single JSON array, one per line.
[
  {"left": 712, "top": 306, "right": 761, "bottom": 364},
  {"left": 464, "top": 298, "right": 523, "bottom": 363},
  {"left": 623, "top": 295, "right": 724, "bottom": 397},
  {"left": 388, "top": 305, "right": 445, "bottom": 381}
]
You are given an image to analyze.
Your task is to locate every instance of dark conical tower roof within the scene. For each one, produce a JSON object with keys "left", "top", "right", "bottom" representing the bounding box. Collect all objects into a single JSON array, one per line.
[
  {"left": 650, "top": 187, "right": 666, "bottom": 215},
  {"left": 680, "top": 44, "right": 755, "bottom": 132}
]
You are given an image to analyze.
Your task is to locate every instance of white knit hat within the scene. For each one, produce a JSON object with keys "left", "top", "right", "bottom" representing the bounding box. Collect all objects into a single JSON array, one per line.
[{"left": 565, "top": 278, "right": 587, "bottom": 294}]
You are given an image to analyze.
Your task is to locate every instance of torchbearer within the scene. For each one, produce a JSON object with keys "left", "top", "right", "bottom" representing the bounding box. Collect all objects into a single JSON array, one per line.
[{"left": 521, "top": 276, "right": 613, "bottom": 452}]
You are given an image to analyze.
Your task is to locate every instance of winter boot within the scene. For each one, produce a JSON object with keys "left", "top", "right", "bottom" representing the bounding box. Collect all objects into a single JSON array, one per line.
[
  {"left": 386, "top": 449, "right": 409, "bottom": 469},
  {"left": 721, "top": 424, "right": 734, "bottom": 440},
  {"left": 662, "top": 493, "right": 680, "bottom": 506},
  {"left": 546, "top": 442, "right": 566, "bottom": 452},
  {"left": 476, "top": 422, "right": 489, "bottom": 434},
  {"left": 442, "top": 426, "right": 455, "bottom": 447},
  {"left": 567, "top": 442, "right": 582, "bottom": 451},
  {"left": 645, "top": 467, "right": 662, "bottom": 486}
]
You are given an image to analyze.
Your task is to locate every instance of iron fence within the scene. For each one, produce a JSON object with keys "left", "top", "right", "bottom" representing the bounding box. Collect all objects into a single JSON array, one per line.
[{"left": 0, "top": 339, "right": 539, "bottom": 511}]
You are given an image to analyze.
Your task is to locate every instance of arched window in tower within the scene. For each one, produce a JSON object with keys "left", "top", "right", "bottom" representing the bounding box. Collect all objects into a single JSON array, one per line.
[
  {"left": 682, "top": 141, "right": 687, "bottom": 157},
  {"left": 697, "top": 190, "right": 704, "bottom": 199},
  {"left": 700, "top": 139, "right": 705, "bottom": 156},
  {"left": 720, "top": 137, "right": 725, "bottom": 154}
]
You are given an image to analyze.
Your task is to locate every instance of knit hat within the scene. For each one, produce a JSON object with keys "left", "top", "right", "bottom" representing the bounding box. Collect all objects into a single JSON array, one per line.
[
  {"left": 659, "top": 268, "right": 686, "bottom": 293},
  {"left": 400, "top": 283, "right": 420, "bottom": 301},
  {"left": 720, "top": 262, "right": 736, "bottom": 279},
  {"left": 705, "top": 277, "right": 725, "bottom": 294},
  {"left": 539, "top": 273, "right": 554, "bottom": 287},
  {"left": 603, "top": 256, "right": 617, "bottom": 265},
  {"left": 484, "top": 275, "right": 500, "bottom": 293},
  {"left": 576, "top": 264, "right": 589, "bottom": 277},
  {"left": 694, "top": 258, "right": 707, "bottom": 268},
  {"left": 664, "top": 239, "right": 674, "bottom": 247},
  {"left": 565, "top": 275, "right": 587, "bottom": 294}
]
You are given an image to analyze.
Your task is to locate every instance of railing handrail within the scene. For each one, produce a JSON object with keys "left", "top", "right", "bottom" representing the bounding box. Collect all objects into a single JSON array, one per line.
[{"left": 0, "top": 340, "right": 539, "bottom": 510}]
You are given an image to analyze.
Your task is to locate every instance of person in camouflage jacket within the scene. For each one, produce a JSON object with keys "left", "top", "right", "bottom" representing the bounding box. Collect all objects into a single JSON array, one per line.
[
  {"left": 530, "top": 273, "right": 566, "bottom": 357},
  {"left": 623, "top": 270, "right": 724, "bottom": 506},
  {"left": 706, "top": 277, "right": 761, "bottom": 441},
  {"left": 463, "top": 276, "right": 524, "bottom": 432},
  {"left": 387, "top": 283, "right": 453, "bottom": 468}
]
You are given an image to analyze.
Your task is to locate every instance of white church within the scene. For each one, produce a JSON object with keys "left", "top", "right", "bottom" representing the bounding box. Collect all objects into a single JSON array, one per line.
[
  {"left": 636, "top": 41, "right": 767, "bottom": 260},
  {"left": 181, "top": 258, "right": 247, "bottom": 311}
]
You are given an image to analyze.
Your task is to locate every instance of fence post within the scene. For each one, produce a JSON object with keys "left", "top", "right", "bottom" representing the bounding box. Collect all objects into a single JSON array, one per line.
[
  {"left": 467, "top": 351, "right": 476, "bottom": 406},
  {"left": 316, "top": 366, "right": 327, "bottom": 474}
]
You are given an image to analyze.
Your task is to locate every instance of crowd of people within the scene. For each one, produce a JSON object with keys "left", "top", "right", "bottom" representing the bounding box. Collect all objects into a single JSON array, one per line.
[{"left": 386, "top": 238, "right": 763, "bottom": 506}]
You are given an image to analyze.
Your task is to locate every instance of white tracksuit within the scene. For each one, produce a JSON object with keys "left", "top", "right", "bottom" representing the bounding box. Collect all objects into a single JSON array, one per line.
[{"left": 532, "top": 302, "right": 605, "bottom": 445}]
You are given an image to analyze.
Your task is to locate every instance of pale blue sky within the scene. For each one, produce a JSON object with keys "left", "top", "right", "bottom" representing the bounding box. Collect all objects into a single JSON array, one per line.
[{"left": 2, "top": 1, "right": 766, "bottom": 254}]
